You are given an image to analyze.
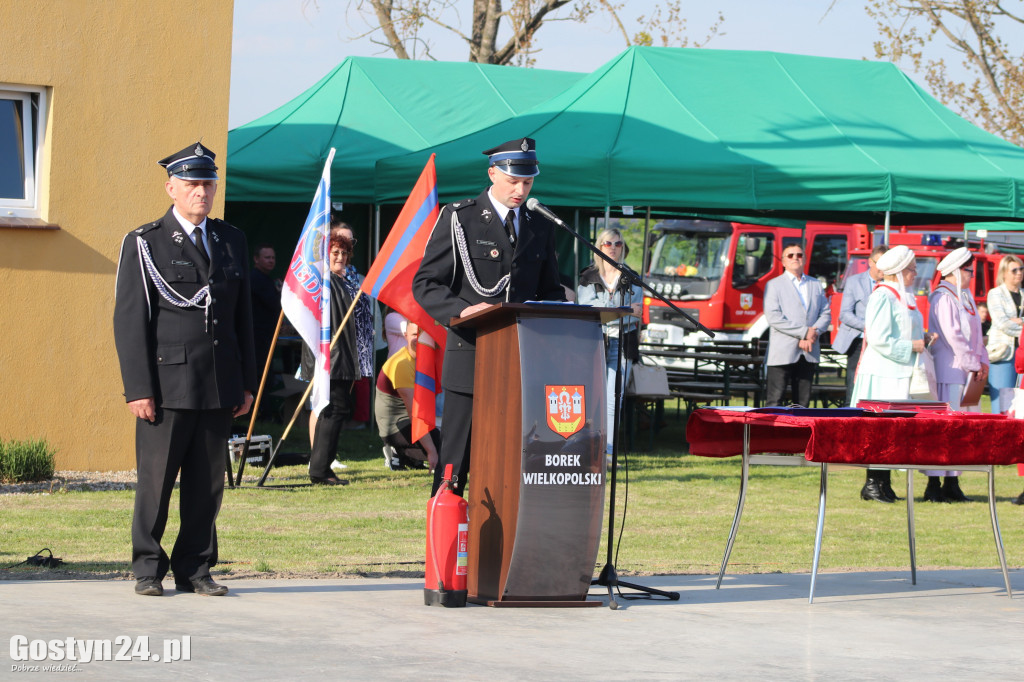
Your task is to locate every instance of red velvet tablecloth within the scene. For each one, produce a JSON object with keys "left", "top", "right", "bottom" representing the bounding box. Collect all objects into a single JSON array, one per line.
[{"left": 685, "top": 409, "right": 1024, "bottom": 466}]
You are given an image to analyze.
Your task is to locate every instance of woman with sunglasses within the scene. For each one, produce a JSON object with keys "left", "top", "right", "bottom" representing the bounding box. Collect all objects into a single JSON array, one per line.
[
  {"left": 985, "top": 255, "right": 1024, "bottom": 414},
  {"left": 926, "top": 247, "right": 989, "bottom": 502},
  {"left": 577, "top": 228, "right": 643, "bottom": 457}
]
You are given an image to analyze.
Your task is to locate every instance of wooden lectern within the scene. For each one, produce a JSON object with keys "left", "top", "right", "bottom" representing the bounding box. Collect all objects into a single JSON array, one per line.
[{"left": 452, "top": 303, "right": 623, "bottom": 607}]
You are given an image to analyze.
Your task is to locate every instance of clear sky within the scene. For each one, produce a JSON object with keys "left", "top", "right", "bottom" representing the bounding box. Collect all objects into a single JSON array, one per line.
[{"left": 229, "top": 0, "right": 913, "bottom": 129}]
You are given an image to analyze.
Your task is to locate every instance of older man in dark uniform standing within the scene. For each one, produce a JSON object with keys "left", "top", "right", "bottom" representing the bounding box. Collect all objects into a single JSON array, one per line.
[
  {"left": 413, "top": 138, "right": 565, "bottom": 496},
  {"left": 113, "top": 142, "right": 257, "bottom": 597}
]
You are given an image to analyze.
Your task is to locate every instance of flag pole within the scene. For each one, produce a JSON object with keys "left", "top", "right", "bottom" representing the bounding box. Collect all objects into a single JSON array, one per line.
[
  {"left": 256, "top": 291, "right": 364, "bottom": 486},
  {"left": 231, "top": 309, "right": 286, "bottom": 486}
]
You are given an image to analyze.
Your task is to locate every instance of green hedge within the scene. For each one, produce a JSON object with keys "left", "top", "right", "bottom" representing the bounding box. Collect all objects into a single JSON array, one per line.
[{"left": 0, "top": 438, "right": 56, "bottom": 483}]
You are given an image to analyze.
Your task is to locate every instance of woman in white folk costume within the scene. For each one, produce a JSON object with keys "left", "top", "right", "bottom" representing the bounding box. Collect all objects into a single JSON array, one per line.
[
  {"left": 926, "top": 247, "right": 989, "bottom": 502},
  {"left": 985, "top": 255, "right": 1024, "bottom": 413},
  {"left": 850, "top": 245, "right": 932, "bottom": 503}
]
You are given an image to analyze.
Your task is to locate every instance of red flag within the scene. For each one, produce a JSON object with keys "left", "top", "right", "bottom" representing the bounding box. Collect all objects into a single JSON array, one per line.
[
  {"left": 411, "top": 331, "right": 439, "bottom": 442},
  {"left": 361, "top": 155, "right": 445, "bottom": 440}
]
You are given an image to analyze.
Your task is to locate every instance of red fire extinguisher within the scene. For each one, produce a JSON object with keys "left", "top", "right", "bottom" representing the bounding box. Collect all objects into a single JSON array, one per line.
[{"left": 424, "top": 464, "right": 468, "bottom": 607}]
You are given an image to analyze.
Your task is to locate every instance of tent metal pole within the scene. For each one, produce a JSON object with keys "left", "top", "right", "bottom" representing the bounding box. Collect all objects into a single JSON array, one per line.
[
  {"left": 884, "top": 210, "right": 891, "bottom": 244},
  {"left": 370, "top": 204, "right": 382, "bottom": 428},
  {"left": 573, "top": 209, "right": 580, "bottom": 289},
  {"left": 642, "top": 206, "right": 652, "bottom": 276}
]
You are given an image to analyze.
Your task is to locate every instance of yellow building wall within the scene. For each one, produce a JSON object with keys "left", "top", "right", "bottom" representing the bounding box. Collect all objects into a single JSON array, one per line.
[{"left": 0, "top": 2, "right": 235, "bottom": 470}]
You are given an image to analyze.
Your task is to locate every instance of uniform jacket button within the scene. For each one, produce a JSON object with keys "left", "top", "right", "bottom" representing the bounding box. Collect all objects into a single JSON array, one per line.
[
  {"left": 214, "top": 339, "right": 219, "bottom": 346},
  {"left": 213, "top": 319, "right": 219, "bottom": 325}
]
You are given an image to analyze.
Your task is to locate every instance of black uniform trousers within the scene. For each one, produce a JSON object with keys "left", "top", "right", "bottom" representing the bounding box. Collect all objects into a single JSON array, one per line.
[
  {"left": 132, "top": 407, "right": 232, "bottom": 582},
  {"left": 844, "top": 337, "right": 863, "bottom": 406},
  {"left": 309, "top": 380, "right": 355, "bottom": 479},
  {"left": 432, "top": 389, "right": 473, "bottom": 496},
  {"left": 765, "top": 356, "right": 816, "bottom": 407}
]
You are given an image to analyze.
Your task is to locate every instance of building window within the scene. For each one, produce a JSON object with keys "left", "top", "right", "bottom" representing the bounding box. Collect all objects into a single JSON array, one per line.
[{"left": 0, "top": 84, "right": 47, "bottom": 219}]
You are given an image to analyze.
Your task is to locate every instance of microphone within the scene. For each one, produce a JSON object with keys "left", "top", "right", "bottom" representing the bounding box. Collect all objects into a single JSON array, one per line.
[{"left": 525, "top": 198, "right": 567, "bottom": 227}]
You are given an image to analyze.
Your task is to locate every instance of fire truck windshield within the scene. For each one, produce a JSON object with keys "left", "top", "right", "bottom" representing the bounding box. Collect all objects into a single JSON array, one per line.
[
  {"left": 649, "top": 231, "right": 729, "bottom": 284},
  {"left": 911, "top": 257, "right": 937, "bottom": 296}
]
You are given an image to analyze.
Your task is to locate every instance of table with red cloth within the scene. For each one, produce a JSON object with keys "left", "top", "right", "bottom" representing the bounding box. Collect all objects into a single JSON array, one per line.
[
  {"left": 685, "top": 407, "right": 1024, "bottom": 602},
  {"left": 687, "top": 408, "right": 1024, "bottom": 464}
]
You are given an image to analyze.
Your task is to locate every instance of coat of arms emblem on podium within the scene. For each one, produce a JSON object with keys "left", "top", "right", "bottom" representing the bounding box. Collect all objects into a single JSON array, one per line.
[{"left": 545, "top": 385, "right": 586, "bottom": 439}]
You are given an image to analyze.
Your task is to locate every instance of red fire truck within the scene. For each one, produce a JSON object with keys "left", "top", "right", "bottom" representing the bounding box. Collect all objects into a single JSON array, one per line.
[
  {"left": 641, "top": 219, "right": 870, "bottom": 347},
  {"left": 831, "top": 229, "right": 1004, "bottom": 333}
]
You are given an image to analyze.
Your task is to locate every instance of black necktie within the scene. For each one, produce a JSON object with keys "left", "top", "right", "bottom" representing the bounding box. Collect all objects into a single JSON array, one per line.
[
  {"left": 504, "top": 211, "right": 516, "bottom": 245},
  {"left": 194, "top": 226, "right": 210, "bottom": 264}
]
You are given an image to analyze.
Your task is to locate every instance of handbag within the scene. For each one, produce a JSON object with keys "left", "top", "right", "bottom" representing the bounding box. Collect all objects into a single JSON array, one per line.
[
  {"left": 986, "top": 339, "right": 1011, "bottom": 363},
  {"left": 627, "top": 361, "right": 671, "bottom": 397},
  {"left": 908, "top": 348, "right": 937, "bottom": 400}
]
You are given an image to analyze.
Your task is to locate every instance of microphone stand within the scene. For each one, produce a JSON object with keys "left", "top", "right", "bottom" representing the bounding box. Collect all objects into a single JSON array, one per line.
[{"left": 529, "top": 201, "right": 714, "bottom": 608}]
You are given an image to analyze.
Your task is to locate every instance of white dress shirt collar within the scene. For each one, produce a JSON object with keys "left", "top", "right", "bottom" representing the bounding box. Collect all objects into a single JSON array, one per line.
[
  {"left": 171, "top": 207, "right": 210, "bottom": 255},
  {"left": 486, "top": 190, "right": 519, "bottom": 232}
]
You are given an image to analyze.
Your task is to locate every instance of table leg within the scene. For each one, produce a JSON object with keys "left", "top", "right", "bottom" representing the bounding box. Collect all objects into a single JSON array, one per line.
[
  {"left": 716, "top": 423, "right": 750, "bottom": 589},
  {"left": 986, "top": 466, "right": 1013, "bottom": 597},
  {"left": 907, "top": 471, "right": 916, "bottom": 586},
  {"left": 808, "top": 462, "right": 828, "bottom": 604}
]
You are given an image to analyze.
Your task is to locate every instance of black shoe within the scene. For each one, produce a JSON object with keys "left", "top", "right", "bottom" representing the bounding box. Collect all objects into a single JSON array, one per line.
[
  {"left": 134, "top": 577, "right": 163, "bottom": 596},
  {"left": 942, "top": 476, "right": 971, "bottom": 503},
  {"left": 861, "top": 480, "right": 894, "bottom": 503},
  {"left": 923, "top": 477, "right": 946, "bottom": 503},
  {"left": 310, "top": 475, "right": 349, "bottom": 486},
  {"left": 1011, "top": 490, "right": 1024, "bottom": 505},
  {"left": 880, "top": 480, "right": 903, "bottom": 502},
  {"left": 176, "top": 575, "right": 228, "bottom": 596}
]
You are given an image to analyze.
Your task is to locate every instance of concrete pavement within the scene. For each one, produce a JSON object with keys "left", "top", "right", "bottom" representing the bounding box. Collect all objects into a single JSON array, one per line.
[{"left": 2, "top": 568, "right": 1022, "bottom": 680}]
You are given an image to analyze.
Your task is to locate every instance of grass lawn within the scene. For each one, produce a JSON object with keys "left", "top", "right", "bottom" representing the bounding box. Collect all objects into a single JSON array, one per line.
[{"left": 2, "top": 404, "right": 1023, "bottom": 581}]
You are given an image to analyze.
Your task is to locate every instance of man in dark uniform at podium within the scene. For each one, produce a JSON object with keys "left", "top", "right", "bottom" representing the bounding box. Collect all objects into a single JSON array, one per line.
[
  {"left": 113, "top": 141, "right": 257, "bottom": 597},
  {"left": 413, "top": 137, "right": 565, "bottom": 496}
]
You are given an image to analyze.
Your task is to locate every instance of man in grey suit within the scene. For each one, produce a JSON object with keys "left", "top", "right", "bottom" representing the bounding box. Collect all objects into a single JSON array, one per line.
[
  {"left": 764, "top": 243, "right": 831, "bottom": 406},
  {"left": 831, "top": 245, "right": 887, "bottom": 405}
]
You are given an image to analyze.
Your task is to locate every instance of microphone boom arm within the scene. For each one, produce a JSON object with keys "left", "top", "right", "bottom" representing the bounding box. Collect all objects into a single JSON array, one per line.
[{"left": 526, "top": 199, "right": 714, "bottom": 338}]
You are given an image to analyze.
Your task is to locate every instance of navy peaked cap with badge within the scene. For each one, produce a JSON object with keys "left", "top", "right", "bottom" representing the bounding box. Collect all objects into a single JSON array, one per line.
[
  {"left": 482, "top": 137, "right": 539, "bottom": 177},
  {"left": 158, "top": 141, "right": 219, "bottom": 180}
]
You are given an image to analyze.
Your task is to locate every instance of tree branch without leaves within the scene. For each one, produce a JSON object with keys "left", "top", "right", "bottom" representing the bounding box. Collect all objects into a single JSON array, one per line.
[
  {"left": 345, "top": 1, "right": 720, "bottom": 66},
  {"left": 868, "top": 0, "right": 1024, "bottom": 144}
]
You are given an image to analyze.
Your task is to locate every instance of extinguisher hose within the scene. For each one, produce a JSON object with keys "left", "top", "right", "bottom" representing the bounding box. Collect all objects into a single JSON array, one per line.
[{"left": 427, "top": 480, "right": 447, "bottom": 594}]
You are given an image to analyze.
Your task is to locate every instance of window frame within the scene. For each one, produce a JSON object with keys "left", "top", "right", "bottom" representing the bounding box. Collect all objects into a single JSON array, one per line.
[{"left": 0, "top": 83, "right": 48, "bottom": 219}]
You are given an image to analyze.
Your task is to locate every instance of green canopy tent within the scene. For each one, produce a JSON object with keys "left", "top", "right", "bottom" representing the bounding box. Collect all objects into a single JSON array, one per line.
[
  {"left": 374, "top": 47, "right": 1024, "bottom": 226},
  {"left": 226, "top": 56, "right": 584, "bottom": 203},
  {"left": 226, "top": 57, "right": 585, "bottom": 275}
]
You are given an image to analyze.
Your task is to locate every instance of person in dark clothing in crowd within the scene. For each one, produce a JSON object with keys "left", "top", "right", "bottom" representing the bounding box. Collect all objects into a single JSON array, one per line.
[{"left": 250, "top": 243, "right": 281, "bottom": 376}]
